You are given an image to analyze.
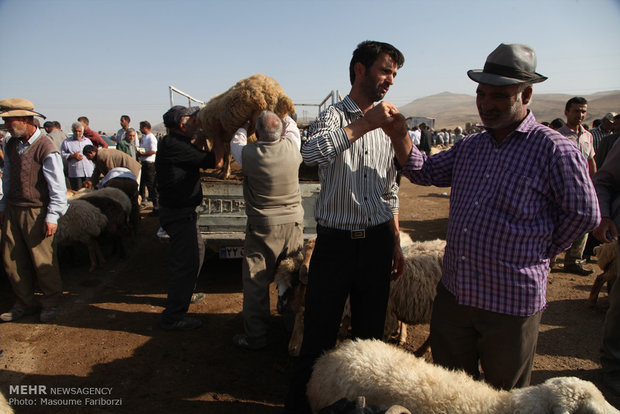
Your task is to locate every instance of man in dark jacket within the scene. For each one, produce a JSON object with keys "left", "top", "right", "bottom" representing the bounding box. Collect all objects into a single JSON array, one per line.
[{"left": 155, "top": 106, "right": 223, "bottom": 330}]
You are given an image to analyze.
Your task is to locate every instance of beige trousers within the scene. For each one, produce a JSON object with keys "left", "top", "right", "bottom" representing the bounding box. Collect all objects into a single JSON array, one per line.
[{"left": 2, "top": 205, "right": 62, "bottom": 308}]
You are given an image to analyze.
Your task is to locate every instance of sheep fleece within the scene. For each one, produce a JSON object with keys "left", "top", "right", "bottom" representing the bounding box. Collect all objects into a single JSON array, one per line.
[
  {"left": 307, "top": 339, "right": 619, "bottom": 414},
  {"left": 197, "top": 73, "right": 295, "bottom": 142}
]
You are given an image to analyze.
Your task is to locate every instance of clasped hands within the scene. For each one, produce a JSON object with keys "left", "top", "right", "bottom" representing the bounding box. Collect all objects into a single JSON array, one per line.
[{"left": 364, "top": 102, "right": 412, "bottom": 165}]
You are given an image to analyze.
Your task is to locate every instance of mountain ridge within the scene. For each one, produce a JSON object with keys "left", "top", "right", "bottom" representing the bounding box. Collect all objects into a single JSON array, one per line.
[{"left": 399, "top": 90, "right": 620, "bottom": 129}]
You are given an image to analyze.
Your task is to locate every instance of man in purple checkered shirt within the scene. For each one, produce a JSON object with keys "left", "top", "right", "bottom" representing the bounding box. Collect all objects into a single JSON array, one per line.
[{"left": 386, "top": 43, "right": 600, "bottom": 390}]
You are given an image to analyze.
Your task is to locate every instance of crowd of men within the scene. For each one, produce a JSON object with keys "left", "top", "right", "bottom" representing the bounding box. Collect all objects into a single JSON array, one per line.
[{"left": 0, "top": 39, "right": 619, "bottom": 413}]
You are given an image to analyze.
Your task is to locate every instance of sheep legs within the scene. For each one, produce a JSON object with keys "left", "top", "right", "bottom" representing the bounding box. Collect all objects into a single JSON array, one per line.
[{"left": 87, "top": 239, "right": 105, "bottom": 272}]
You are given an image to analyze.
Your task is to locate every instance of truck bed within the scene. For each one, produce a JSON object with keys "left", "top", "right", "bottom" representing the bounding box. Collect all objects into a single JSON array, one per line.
[{"left": 197, "top": 162, "right": 320, "bottom": 258}]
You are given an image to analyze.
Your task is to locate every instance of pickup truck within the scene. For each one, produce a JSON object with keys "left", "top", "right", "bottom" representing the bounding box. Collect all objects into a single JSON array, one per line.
[{"left": 197, "top": 164, "right": 320, "bottom": 259}]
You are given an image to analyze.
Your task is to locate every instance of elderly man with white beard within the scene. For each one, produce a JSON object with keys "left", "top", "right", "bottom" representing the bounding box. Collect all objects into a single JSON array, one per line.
[{"left": 0, "top": 98, "right": 67, "bottom": 323}]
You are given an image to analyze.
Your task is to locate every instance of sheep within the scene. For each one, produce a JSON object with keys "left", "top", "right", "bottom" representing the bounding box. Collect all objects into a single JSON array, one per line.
[
  {"left": 66, "top": 187, "right": 93, "bottom": 200},
  {"left": 281, "top": 235, "right": 445, "bottom": 357},
  {"left": 79, "top": 187, "right": 133, "bottom": 258},
  {"left": 589, "top": 240, "right": 618, "bottom": 307},
  {"left": 196, "top": 73, "right": 296, "bottom": 178},
  {"left": 384, "top": 238, "right": 445, "bottom": 348},
  {"left": 319, "top": 396, "right": 411, "bottom": 414},
  {"left": 0, "top": 390, "right": 14, "bottom": 414},
  {"left": 307, "top": 339, "right": 619, "bottom": 414},
  {"left": 55, "top": 199, "right": 108, "bottom": 271}
]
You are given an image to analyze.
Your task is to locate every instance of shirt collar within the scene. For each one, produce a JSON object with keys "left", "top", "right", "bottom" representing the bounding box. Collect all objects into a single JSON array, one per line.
[
  {"left": 24, "top": 128, "right": 42, "bottom": 146},
  {"left": 480, "top": 110, "right": 537, "bottom": 138},
  {"left": 342, "top": 95, "right": 363, "bottom": 117}
]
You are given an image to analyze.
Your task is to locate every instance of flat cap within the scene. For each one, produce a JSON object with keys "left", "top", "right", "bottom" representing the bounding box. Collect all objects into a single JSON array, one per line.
[
  {"left": 163, "top": 105, "right": 200, "bottom": 128},
  {"left": 0, "top": 98, "right": 46, "bottom": 119}
]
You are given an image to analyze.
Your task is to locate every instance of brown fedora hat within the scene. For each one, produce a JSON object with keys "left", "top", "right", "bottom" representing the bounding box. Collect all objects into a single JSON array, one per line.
[
  {"left": 0, "top": 98, "right": 46, "bottom": 119},
  {"left": 467, "top": 43, "right": 547, "bottom": 86}
]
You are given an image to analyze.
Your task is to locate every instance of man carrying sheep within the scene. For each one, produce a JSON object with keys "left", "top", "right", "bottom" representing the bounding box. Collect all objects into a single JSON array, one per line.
[
  {"left": 155, "top": 105, "right": 224, "bottom": 331},
  {"left": 229, "top": 110, "right": 303, "bottom": 350},
  {"left": 285, "top": 40, "right": 406, "bottom": 413},
  {"left": 388, "top": 43, "right": 601, "bottom": 390},
  {"left": 0, "top": 98, "right": 67, "bottom": 323}
]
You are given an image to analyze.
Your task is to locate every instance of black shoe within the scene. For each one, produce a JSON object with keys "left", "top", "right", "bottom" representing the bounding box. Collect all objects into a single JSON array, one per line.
[
  {"left": 160, "top": 316, "right": 202, "bottom": 331},
  {"left": 562, "top": 262, "right": 593, "bottom": 276},
  {"left": 232, "top": 333, "right": 266, "bottom": 350}
]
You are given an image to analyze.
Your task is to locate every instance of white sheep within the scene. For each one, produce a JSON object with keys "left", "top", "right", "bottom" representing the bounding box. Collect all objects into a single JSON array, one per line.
[
  {"left": 55, "top": 199, "right": 108, "bottom": 271},
  {"left": 384, "top": 238, "right": 444, "bottom": 348},
  {"left": 0, "top": 390, "right": 13, "bottom": 414},
  {"left": 307, "top": 339, "right": 619, "bottom": 414},
  {"left": 281, "top": 235, "right": 445, "bottom": 356}
]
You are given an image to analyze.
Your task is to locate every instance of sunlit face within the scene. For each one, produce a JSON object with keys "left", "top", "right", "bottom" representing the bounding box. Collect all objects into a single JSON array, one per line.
[
  {"left": 3, "top": 117, "right": 29, "bottom": 137},
  {"left": 126, "top": 131, "right": 136, "bottom": 142},
  {"left": 565, "top": 103, "right": 587, "bottom": 128},
  {"left": 475, "top": 83, "right": 527, "bottom": 130},
  {"left": 120, "top": 117, "right": 130, "bottom": 129},
  {"left": 72, "top": 126, "right": 84, "bottom": 139},
  {"left": 359, "top": 53, "right": 398, "bottom": 102}
]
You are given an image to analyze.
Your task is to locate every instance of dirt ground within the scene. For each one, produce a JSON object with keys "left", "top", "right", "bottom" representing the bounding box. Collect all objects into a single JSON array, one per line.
[{"left": 1, "top": 179, "right": 619, "bottom": 413}]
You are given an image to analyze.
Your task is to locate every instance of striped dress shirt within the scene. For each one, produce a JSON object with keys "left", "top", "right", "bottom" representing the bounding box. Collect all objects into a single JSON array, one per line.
[
  {"left": 400, "top": 111, "right": 600, "bottom": 316},
  {"left": 301, "top": 95, "right": 399, "bottom": 230}
]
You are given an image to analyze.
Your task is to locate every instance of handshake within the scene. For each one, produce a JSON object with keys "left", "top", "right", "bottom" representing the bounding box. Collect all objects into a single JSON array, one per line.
[{"left": 362, "top": 101, "right": 412, "bottom": 164}]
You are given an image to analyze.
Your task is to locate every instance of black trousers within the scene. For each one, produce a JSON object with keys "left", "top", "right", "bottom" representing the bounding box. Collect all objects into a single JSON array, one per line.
[
  {"left": 285, "top": 222, "right": 394, "bottom": 413},
  {"left": 159, "top": 206, "right": 203, "bottom": 324},
  {"left": 140, "top": 161, "right": 159, "bottom": 209}
]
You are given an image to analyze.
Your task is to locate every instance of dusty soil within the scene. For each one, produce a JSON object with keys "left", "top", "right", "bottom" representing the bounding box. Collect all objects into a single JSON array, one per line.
[{"left": 1, "top": 179, "right": 619, "bottom": 413}]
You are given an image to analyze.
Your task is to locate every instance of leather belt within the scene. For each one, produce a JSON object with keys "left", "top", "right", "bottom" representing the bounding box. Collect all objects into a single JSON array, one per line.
[{"left": 317, "top": 222, "right": 389, "bottom": 240}]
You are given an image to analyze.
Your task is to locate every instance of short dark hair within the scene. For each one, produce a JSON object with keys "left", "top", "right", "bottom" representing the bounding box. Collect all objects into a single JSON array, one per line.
[
  {"left": 349, "top": 40, "right": 405, "bottom": 85},
  {"left": 592, "top": 119, "right": 601, "bottom": 128},
  {"left": 121, "top": 115, "right": 131, "bottom": 122},
  {"left": 43, "top": 121, "right": 55, "bottom": 128},
  {"left": 53, "top": 121, "right": 62, "bottom": 129},
  {"left": 139, "top": 121, "right": 151, "bottom": 130},
  {"left": 550, "top": 118, "right": 565, "bottom": 129},
  {"left": 82, "top": 145, "right": 97, "bottom": 155},
  {"left": 565, "top": 97, "right": 587, "bottom": 112},
  {"left": 77, "top": 116, "right": 89, "bottom": 125}
]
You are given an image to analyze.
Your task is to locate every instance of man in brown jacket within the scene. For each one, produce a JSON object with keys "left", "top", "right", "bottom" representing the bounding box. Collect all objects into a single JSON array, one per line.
[{"left": 83, "top": 145, "right": 142, "bottom": 187}]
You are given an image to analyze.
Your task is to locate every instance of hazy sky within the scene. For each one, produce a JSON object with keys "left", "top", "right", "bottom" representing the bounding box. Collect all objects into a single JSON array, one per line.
[{"left": 1, "top": 0, "right": 619, "bottom": 133}]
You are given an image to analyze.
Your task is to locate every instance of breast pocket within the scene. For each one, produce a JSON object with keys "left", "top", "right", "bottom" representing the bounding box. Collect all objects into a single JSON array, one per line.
[{"left": 492, "top": 172, "right": 545, "bottom": 220}]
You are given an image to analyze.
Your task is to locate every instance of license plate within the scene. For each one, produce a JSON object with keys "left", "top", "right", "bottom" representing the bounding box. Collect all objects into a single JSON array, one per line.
[{"left": 219, "top": 246, "right": 244, "bottom": 259}]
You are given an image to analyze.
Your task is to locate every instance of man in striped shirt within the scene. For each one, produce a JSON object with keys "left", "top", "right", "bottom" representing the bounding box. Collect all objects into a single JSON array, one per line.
[
  {"left": 390, "top": 43, "right": 600, "bottom": 390},
  {"left": 285, "top": 40, "right": 405, "bottom": 413}
]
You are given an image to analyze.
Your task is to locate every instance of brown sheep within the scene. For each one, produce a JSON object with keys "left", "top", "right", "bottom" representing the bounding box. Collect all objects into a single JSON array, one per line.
[
  {"left": 197, "top": 74, "right": 296, "bottom": 178},
  {"left": 588, "top": 240, "right": 618, "bottom": 307}
]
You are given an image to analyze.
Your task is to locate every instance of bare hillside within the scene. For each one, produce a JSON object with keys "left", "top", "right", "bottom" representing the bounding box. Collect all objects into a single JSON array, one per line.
[{"left": 400, "top": 90, "right": 620, "bottom": 129}]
